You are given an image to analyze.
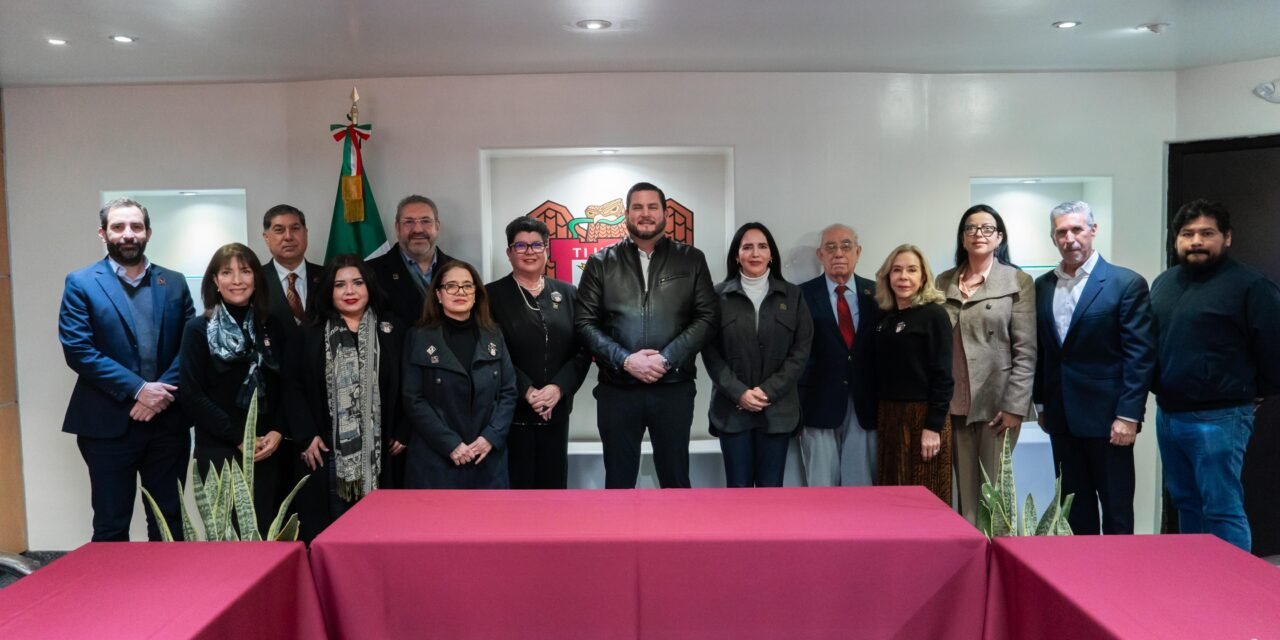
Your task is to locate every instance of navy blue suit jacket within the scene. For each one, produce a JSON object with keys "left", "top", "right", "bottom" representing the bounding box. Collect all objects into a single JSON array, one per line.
[
  {"left": 1033, "top": 256, "right": 1156, "bottom": 438},
  {"left": 797, "top": 274, "right": 881, "bottom": 430},
  {"left": 59, "top": 258, "right": 195, "bottom": 438}
]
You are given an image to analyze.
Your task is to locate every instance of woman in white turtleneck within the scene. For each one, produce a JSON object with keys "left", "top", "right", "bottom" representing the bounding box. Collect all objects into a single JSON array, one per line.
[{"left": 701, "top": 223, "right": 814, "bottom": 487}]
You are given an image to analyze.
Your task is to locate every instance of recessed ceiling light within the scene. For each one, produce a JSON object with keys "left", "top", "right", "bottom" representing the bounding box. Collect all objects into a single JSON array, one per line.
[
  {"left": 109, "top": 35, "right": 137, "bottom": 44},
  {"left": 1052, "top": 21, "right": 1081, "bottom": 29},
  {"left": 47, "top": 38, "right": 68, "bottom": 46},
  {"left": 575, "top": 19, "right": 612, "bottom": 31},
  {"left": 597, "top": 149, "right": 619, "bottom": 155},
  {"left": 1021, "top": 179, "right": 1040, "bottom": 184},
  {"left": 1136, "top": 23, "right": 1170, "bottom": 34},
  {"left": 178, "top": 191, "right": 198, "bottom": 196}
]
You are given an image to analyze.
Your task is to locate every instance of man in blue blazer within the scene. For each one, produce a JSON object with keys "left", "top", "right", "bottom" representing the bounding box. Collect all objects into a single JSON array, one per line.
[
  {"left": 59, "top": 198, "right": 195, "bottom": 541},
  {"left": 1033, "top": 201, "right": 1155, "bottom": 535},
  {"left": 796, "top": 224, "right": 881, "bottom": 486}
]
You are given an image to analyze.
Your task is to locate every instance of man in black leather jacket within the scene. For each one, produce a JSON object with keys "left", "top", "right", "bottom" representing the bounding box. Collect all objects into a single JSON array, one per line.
[{"left": 575, "top": 182, "right": 719, "bottom": 488}]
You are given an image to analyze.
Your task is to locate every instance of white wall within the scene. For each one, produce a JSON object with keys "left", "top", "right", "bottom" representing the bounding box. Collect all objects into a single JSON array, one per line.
[
  {"left": 5, "top": 70, "right": 1176, "bottom": 548},
  {"left": 1176, "top": 56, "right": 1280, "bottom": 141}
]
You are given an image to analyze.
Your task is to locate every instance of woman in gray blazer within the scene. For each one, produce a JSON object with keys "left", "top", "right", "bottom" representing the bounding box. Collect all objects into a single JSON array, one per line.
[
  {"left": 936, "top": 205, "right": 1036, "bottom": 525},
  {"left": 702, "top": 223, "right": 813, "bottom": 487}
]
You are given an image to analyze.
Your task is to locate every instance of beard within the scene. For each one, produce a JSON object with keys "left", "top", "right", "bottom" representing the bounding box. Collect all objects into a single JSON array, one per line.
[
  {"left": 626, "top": 216, "right": 666, "bottom": 242},
  {"left": 1178, "top": 247, "right": 1226, "bottom": 274},
  {"left": 106, "top": 238, "right": 147, "bottom": 266}
]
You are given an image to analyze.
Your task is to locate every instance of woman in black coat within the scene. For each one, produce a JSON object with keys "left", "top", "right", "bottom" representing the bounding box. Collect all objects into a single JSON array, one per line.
[
  {"left": 487, "top": 217, "right": 591, "bottom": 489},
  {"left": 403, "top": 260, "right": 517, "bottom": 489},
  {"left": 288, "top": 254, "right": 405, "bottom": 541},
  {"left": 179, "top": 243, "right": 288, "bottom": 535},
  {"left": 701, "top": 223, "right": 814, "bottom": 487}
]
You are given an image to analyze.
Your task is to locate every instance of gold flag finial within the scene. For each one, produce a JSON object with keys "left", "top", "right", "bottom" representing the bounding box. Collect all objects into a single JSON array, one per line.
[{"left": 348, "top": 87, "right": 360, "bottom": 125}]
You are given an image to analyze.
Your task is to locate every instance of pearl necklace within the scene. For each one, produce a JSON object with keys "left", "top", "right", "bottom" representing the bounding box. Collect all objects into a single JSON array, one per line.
[{"left": 515, "top": 275, "right": 545, "bottom": 311}]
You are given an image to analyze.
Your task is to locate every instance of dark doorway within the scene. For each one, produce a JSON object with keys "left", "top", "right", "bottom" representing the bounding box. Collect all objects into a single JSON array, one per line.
[{"left": 1167, "top": 132, "right": 1280, "bottom": 557}]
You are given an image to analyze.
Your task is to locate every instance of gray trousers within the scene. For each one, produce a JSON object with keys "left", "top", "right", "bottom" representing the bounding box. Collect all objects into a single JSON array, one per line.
[{"left": 796, "top": 398, "right": 876, "bottom": 487}]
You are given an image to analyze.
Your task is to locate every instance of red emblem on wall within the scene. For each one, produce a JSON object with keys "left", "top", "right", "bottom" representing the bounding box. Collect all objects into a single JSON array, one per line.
[{"left": 526, "top": 198, "right": 695, "bottom": 285}]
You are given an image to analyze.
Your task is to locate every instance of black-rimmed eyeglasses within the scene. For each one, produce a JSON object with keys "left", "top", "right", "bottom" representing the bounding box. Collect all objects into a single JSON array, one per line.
[
  {"left": 962, "top": 224, "right": 999, "bottom": 237},
  {"left": 438, "top": 282, "right": 476, "bottom": 296},
  {"left": 509, "top": 241, "right": 547, "bottom": 253}
]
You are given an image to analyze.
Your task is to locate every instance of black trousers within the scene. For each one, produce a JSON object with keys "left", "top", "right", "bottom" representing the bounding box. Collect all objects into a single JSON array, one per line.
[
  {"left": 595, "top": 381, "right": 695, "bottom": 489},
  {"left": 1049, "top": 432, "right": 1136, "bottom": 535},
  {"left": 76, "top": 423, "right": 190, "bottom": 541},
  {"left": 719, "top": 429, "right": 790, "bottom": 488},
  {"left": 508, "top": 420, "right": 570, "bottom": 489}
]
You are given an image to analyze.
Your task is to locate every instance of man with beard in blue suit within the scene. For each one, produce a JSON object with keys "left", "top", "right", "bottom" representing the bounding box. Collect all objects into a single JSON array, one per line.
[
  {"left": 1033, "top": 201, "right": 1155, "bottom": 535},
  {"left": 59, "top": 198, "right": 195, "bottom": 541}
]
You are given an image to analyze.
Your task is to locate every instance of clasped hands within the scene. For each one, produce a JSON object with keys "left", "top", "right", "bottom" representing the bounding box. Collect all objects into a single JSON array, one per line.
[
  {"left": 736, "top": 387, "right": 770, "bottom": 412},
  {"left": 450, "top": 436, "right": 493, "bottom": 466},
  {"left": 236, "top": 430, "right": 282, "bottom": 462},
  {"left": 525, "top": 384, "right": 563, "bottom": 421},
  {"left": 625, "top": 349, "right": 669, "bottom": 384},
  {"left": 130, "top": 381, "right": 177, "bottom": 422}
]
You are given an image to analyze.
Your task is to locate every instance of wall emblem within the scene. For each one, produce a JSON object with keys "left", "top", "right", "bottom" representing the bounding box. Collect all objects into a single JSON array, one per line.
[{"left": 525, "top": 198, "right": 695, "bottom": 285}]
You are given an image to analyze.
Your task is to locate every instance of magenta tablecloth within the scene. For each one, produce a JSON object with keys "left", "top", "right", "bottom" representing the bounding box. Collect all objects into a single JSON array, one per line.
[
  {"left": 0, "top": 542, "right": 327, "bottom": 639},
  {"left": 986, "top": 534, "right": 1280, "bottom": 640},
  {"left": 310, "top": 487, "right": 989, "bottom": 639}
]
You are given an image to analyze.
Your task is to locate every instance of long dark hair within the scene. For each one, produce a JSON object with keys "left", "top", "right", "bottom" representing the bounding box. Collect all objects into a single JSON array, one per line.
[
  {"left": 419, "top": 260, "right": 495, "bottom": 331},
  {"left": 953, "top": 204, "right": 1017, "bottom": 269},
  {"left": 725, "top": 221, "right": 786, "bottom": 282},
  {"left": 309, "top": 254, "right": 387, "bottom": 327},
  {"left": 200, "top": 243, "right": 270, "bottom": 320}
]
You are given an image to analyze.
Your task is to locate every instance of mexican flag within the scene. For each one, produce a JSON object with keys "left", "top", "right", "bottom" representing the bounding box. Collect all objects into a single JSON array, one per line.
[{"left": 325, "top": 121, "right": 390, "bottom": 261}]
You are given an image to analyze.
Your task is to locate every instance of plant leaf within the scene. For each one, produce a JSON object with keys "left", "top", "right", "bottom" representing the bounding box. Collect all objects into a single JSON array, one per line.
[
  {"left": 998, "top": 432, "right": 1017, "bottom": 533},
  {"left": 274, "top": 513, "right": 301, "bottom": 542},
  {"left": 242, "top": 389, "right": 258, "bottom": 498},
  {"left": 981, "top": 483, "right": 1014, "bottom": 536},
  {"left": 230, "top": 462, "right": 262, "bottom": 541},
  {"left": 192, "top": 461, "right": 215, "bottom": 536},
  {"left": 139, "top": 486, "right": 175, "bottom": 542},
  {"left": 178, "top": 479, "right": 199, "bottom": 542},
  {"left": 268, "top": 475, "right": 310, "bottom": 541},
  {"left": 1056, "top": 494, "right": 1076, "bottom": 535},
  {"left": 1036, "top": 471, "right": 1065, "bottom": 535},
  {"left": 1022, "top": 493, "right": 1037, "bottom": 537}
]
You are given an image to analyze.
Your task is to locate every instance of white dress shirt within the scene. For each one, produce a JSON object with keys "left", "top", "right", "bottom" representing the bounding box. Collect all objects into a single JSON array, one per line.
[{"left": 1051, "top": 250, "right": 1100, "bottom": 343}]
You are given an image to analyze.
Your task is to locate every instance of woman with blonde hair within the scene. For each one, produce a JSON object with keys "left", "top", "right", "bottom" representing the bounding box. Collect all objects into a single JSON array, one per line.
[{"left": 873, "top": 244, "right": 954, "bottom": 502}]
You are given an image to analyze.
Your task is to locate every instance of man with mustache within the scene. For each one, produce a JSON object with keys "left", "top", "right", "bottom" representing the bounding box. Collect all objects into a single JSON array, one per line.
[
  {"left": 576, "top": 182, "right": 718, "bottom": 488},
  {"left": 368, "top": 195, "right": 455, "bottom": 326},
  {"left": 260, "top": 204, "right": 321, "bottom": 333},
  {"left": 59, "top": 198, "right": 195, "bottom": 541},
  {"left": 1150, "top": 199, "right": 1280, "bottom": 551},
  {"left": 1032, "top": 201, "right": 1155, "bottom": 535}
]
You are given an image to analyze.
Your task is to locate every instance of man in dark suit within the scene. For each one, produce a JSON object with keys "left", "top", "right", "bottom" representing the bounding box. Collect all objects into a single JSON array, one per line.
[
  {"left": 260, "top": 204, "right": 322, "bottom": 332},
  {"left": 797, "top": 224, "right": 880, "bottom": 486},
  {"left": 1033, "top": 200, "right": 1155, "bottom": 535},
  {"left": 59, "top": 198, "right": 195, "bottom": 541},
  {"left": 367, "top": 195, "right": 454, "bottom": 325}
]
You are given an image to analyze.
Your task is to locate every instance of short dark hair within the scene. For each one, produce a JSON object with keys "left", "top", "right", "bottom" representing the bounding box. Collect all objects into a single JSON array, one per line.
[
  {"left": 1171, "top": 199, "right": 1232, "bottom": 236},
  {"left": 419, "top": 260, "right": 495, "bottom": 331},
  {"left": 953, "top": 204, "right": 1017, "bottom": 269},
  {"left": 626, "top": 182, "right": 666, "bottom": 210},
  {"left": 725, "top": 222, "right": 786, "bottom": 282},
  {"left": 199, "top": 243, "right": 270, "bottom": 320},
  {"left": 263, "top": 204, "right": 306, "bottom": 231},
  {"left": 504, "top": 216, "right": 550, "bottom": 245},
  {"left": 396, "top": 195, "right": 438, "bottom": 223},
  {"left": 99, "top": 198, "right": 151, "bottom": 230},
  {"left": 309, "top": 254, "right": 387, "bottom": 326}
]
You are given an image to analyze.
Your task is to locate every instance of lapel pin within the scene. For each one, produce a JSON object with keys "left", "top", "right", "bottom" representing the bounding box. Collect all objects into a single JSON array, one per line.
[
  {"left": 488, "top": 342, "right": 498, "bottom": 357},
  {"left": 157, "top": 276, "right": 166, "bottom": 286},
  {"left": 550, "top": 291, "right": 563, "bottom": 309},
  {"left": 380, "top": 321, "right": 392, "bottom": 333},
  {"left": 426, "top": 345, "right": 436, "bottom": 355},
  {"left": 392, "top": 273, "right": 400, "bottom": 280},
  {"left": 779, "top": 303, "right": 787, "bottom": 311},
  {"left": 430, "top": 355, "right": 439, "bottom": 364},
  {"left": 263, "top": 335, "right": 272, "bottom": 347},
  {"left": 895, "top": 321, "right": 906, "bottom": 333}
]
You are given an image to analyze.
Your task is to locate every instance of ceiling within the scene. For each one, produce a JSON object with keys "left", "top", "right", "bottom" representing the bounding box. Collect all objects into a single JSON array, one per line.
[{"left": 2, "top": 1, "right": 1279, "bottom": 87}]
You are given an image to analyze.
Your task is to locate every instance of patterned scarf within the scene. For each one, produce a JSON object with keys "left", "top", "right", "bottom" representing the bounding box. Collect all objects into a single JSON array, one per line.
[
  {"left": 325, "top": 309, "right": 382, "bottom": 501},
  {"left": 206, "top": 303, "right": 267, "bottom": 412}
]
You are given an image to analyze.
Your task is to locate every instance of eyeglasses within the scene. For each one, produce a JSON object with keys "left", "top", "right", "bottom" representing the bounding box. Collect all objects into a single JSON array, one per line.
[
  {"left": 438, "top": 282, "right": 476, "bottom": 296},
  {"left": 509, "top": 241, "right": 547, "bottom": 253},
  {"left": 822, "top": 241, "right": 856, "bottom": 254},
  {"left": 962, "top": 224, "right": 999, "bottom": 237}
]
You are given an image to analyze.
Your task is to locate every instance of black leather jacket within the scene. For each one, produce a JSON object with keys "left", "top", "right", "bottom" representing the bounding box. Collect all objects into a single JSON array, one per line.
[{"left": 575, "top": 236, "right": 719, "bottom": 385}]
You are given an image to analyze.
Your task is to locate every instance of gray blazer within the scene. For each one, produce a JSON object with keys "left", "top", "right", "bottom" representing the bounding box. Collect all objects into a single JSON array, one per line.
[{"left": 936, "top": 261, "right": 1037, "bottom": 424}]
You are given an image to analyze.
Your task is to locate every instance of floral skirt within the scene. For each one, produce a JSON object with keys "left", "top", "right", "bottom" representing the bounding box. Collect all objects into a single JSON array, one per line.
[{"left": 877, "top": 400, "right": 952, "bottom": 504}]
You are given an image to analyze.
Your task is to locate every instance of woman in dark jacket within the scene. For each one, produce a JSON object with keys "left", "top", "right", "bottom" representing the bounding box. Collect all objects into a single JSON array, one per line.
[
  {"left": 179, "top": 243, "right": 288, "bottom": 534},
  {"left": 289, "top": 254, "right": 404, "bottom": 541},
  {"left": 701, "top": 222, "right": 813, "bottom": 487},
  {"left": 873, "top": 244, "right": 954, "bottom": 503},
  {"left": 403, "top": 260, "right": 517, "bottom": 489},
  {"left": 487, "top": 217, "right": 591, "bottom": 489}
]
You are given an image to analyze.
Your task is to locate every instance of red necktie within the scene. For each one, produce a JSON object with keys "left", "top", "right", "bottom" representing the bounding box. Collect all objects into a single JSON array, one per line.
[{"left": 835, "top": 284, "right": 855, "bottom": 349}]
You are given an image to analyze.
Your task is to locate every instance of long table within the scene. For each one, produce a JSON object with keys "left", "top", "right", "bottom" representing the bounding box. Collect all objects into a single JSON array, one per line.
[
  {"left": 310, "top": 487, "right": 990, "bottom": 639},
  {"left": 985, "top": 534, "right": 1280, "bottom": 640},
  {"left": 0, "top": 542, "right": 327, "bottom": 639}
]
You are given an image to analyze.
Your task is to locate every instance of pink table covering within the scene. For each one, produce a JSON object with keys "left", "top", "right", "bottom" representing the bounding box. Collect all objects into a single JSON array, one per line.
[
  {"left": 986, "top": 534, "right": 1280, "bottom": 640},
  {"left": 310, "top": 487, "right": 989, "bottom": 639},
  {"left": 0, "top": 542, "right": 327, "bottom": 639}
]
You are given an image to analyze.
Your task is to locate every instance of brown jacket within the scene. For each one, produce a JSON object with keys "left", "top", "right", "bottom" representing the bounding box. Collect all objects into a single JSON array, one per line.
[{"left": 936, "top": 261, "right": 1037, "bottom": 424}]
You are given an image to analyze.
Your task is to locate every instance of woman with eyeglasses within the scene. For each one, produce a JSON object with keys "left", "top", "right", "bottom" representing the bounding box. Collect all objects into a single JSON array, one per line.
[
  {"left": 179, "top": 243, "right": 288, "bottom": 533},
  {"left": 287, "top": 254, "right": 404, "bottom": 541},
  {"left": 701, "top": 222, "right": 812, "bottom": 487},
  {"left": 403, "top": 260, "right": 517, "bottom": 489},
  {"left": 486, "top": 217, "right": 591, "bottom": 489},
  {"left": 936, "top": 205, "right": 1036, "bottom": 524}
]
